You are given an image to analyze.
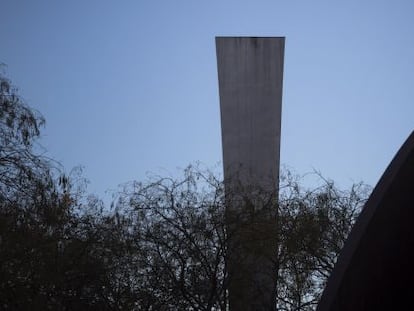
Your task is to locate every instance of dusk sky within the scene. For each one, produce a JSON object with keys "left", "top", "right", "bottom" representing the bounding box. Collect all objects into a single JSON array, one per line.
[{"left": 2, "top": 1, "right": 414, "bottom": 203}]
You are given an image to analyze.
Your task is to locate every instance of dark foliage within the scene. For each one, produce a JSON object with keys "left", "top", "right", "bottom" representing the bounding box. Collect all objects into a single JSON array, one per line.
[{"left": 0, "top": 71, "right": 370, "bottom": 310}]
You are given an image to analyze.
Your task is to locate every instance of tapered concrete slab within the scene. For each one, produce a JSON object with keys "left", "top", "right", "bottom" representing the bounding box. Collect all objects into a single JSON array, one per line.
[
  {"left": 216, "top": 36, "right": 285, "bottom": 311},
  {"left": 216, "top": 37, "right": 284, "bottom": 192}
]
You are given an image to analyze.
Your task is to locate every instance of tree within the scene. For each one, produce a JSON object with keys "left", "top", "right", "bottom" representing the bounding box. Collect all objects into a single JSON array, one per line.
[
  {"left": 113, "top": 165, "right": 370, "bottom": 310},
  {"left": 275, "top": 169, "right": 369, "bottom": 310},
  {"left": 112, "top": 166, "right": 228, "bottom": 310},
  {"left": 0, "top": 69, "right": 52, "bottom": 203},
  {"left": 0, "top": 70, "right": 370, "bottom": 310},
  {"left": 0, "top": 71, "right": 118, "bottom": 310}
]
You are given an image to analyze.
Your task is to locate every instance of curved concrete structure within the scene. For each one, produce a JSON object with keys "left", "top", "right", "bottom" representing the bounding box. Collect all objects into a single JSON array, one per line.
[{"left": 317, "top": 131, "right": 414, "bottom": 310}]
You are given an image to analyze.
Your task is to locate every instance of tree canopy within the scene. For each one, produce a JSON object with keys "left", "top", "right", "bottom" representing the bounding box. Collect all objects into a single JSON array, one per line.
[{"left": 0, "top": 71, "right": 371, "bottom": 310}]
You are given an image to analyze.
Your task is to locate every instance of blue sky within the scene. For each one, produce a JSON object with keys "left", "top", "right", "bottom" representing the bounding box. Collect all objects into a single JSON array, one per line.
[{"left": 2, "top": 1, "right": 414, "bottom": 202}]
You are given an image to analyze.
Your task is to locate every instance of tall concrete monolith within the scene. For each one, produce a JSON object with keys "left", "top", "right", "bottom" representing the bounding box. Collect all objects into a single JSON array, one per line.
[{"left": 216, "top": 37, "right": 285, "bottom": 310}]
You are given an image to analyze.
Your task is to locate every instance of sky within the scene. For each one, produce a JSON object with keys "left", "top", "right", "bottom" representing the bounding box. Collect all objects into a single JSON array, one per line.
[{"left": 2, "top": 1, "right": 414, "bottom": 203}]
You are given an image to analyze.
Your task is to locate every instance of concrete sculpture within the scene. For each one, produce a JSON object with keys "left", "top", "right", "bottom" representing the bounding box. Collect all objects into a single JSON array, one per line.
[{"left": 216, "top": 36, "right": 285, "bottom": 310}]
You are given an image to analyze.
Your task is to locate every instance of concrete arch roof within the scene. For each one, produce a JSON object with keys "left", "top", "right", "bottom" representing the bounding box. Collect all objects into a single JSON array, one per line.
[{"left": 317, "top": 131, "right": 414, "bottom": 310}]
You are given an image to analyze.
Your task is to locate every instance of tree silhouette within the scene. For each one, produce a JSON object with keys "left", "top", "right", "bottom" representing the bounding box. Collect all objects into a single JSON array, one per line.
[{"left": 0, "top": 71, "right": 370, "bottom": 310}]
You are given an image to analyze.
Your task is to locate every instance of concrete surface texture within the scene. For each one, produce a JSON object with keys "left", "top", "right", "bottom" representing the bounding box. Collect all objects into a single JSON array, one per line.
[
  {"left": 216, "top": 37, "right": 284, "bottom": 193},
  {"left": 216, "top": 37, "right": 284, "bottom": 311}
]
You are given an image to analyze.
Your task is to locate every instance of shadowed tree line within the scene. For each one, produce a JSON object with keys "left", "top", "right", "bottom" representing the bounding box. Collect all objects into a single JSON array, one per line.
[{"left": 0, "top": 71, "right": 371, "bottom": 310}]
